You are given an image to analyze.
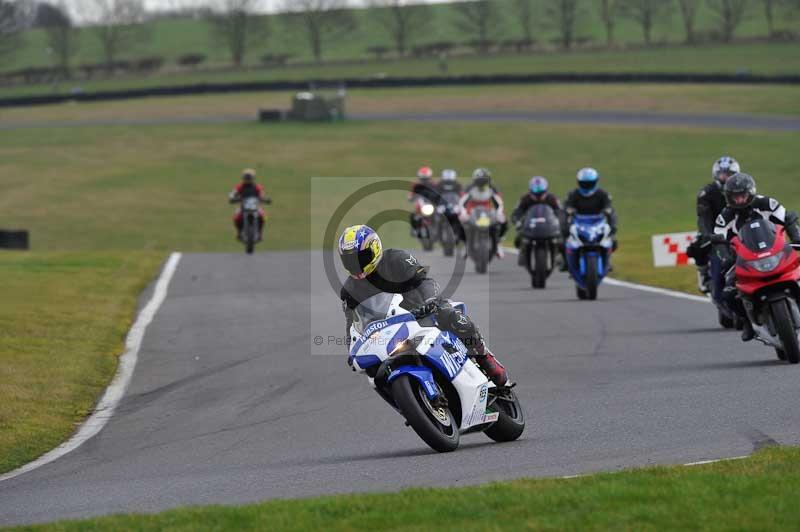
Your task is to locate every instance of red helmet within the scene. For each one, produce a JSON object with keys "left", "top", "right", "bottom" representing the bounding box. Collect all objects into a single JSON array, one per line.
[{"left": 417, "top": 166, "right": 433, "bottom": 180}]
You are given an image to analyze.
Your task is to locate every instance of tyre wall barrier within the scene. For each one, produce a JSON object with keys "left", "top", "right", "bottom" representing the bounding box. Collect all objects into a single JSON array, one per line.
[
  {"left": 2, "top": 72, "right": 799, "bottom": 109},
  {"left": 0, "top": 230, "right": 29, "bottom": 249}
]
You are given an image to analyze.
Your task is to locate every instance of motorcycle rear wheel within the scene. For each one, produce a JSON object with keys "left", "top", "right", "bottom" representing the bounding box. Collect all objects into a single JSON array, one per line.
[{"left": 392, "top": 375, "right": 459, "bottom": 452}]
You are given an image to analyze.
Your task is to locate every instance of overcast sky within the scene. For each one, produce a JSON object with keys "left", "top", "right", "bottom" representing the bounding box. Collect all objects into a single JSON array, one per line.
[{"left": 64, "top": 0, "right": 455, "bottom": 16}]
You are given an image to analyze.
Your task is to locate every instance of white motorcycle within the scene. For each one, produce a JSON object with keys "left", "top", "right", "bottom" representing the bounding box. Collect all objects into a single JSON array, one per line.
[{"left": 349, "top": 293, "right": 525, "bottom": 452}]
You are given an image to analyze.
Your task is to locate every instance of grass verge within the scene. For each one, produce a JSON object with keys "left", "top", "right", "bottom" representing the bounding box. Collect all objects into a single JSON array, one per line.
[
  {"left": 1, "top": 120, "right": 797, "bottom": 293},
  {"left": 0, "top": 251, "right": 163, "bottom": 474},
  {"left": 12, "top": 446, "right": 800, "bottom": 531},
  {"left": 2, "top": 83, "right": 799, "bottom": 126}
]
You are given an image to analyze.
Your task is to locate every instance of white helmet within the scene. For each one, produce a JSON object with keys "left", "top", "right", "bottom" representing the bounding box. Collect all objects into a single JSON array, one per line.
[
  {"left": 712, "top": 156, "right": 740, "bottom": 184},
  {"left": 441, "top": 169, "right": 457, "bottom": 182}
]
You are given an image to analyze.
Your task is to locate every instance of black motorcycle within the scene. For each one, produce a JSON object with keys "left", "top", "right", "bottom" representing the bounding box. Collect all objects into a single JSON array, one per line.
[
  {"left": 437, "top": 191, "right": 462, "bottom": 257},
  {"left": 518, "top": 203, "right": 562, "bottom": 289}
]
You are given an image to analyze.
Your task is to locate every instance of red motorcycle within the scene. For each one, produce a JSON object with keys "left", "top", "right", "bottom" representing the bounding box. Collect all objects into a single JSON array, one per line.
[{"left": 732, "top": 218, "right": 800, "bottom": 363}]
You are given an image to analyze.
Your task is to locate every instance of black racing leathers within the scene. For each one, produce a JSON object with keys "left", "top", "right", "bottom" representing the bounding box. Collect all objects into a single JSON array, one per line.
[
  {"left": 688, "top": 181, "right": 727, "bottom": 268},
  {"left": 340, "top": 249, "right": 485, "bottom": 354},
  {"left": 714, "top": 195, "right": 791, "bottom": 241},
  {"left": 410, "top": 182, "right": 440, "bottom": 204},
  {"left": 697, "top": 181, "right": 726, "bottom": 236},
  {"left": 436, "top": 181, "right": 463, "bottom": 200},
  {"left": 511, "top": 192, "right": 562, "bottom": 224},
  {"left": 564, "top": 189, "right": 616, "bottom": 229},
  {"left": 564, "top": 188, "right": 618, "bottom": 246}
]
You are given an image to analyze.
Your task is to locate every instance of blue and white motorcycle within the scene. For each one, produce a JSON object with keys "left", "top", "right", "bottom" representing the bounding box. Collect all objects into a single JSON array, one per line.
[
  {"left": 349, "top": 293, "right": 525, "bottom": 453},
  {"left": 566, "top": 214, "right": 614, "bottom": 301}
]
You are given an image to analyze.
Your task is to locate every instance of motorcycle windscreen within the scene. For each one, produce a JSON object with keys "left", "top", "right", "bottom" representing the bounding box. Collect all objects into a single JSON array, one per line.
[
  {"left": 523, "top": 204, "right": 560, "bottom": 238},
  {"left": 353, "top": 292, "right": 396, "bottom": 334},
  {"left": 738, "top": 219, "right": 777, "bottom": 254}
]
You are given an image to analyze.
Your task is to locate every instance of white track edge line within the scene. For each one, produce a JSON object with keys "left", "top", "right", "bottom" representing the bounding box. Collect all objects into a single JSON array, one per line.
[
  {"left": 0, "top": 252, "right": 182, "bottom": 483},
  {"left": 559, "top": 455, "right": 751, "bottom": 480},
  {"left": 502, "top": 246, "right": 710, "bottom": 304},
  {"left": 501, "top": 245, "right": 743, "bottom": 475}
]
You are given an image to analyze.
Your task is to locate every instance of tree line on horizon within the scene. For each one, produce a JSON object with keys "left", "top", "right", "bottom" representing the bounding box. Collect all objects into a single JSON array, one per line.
[{"left": 1, "top": 0, "right": 799, "bottom": 80}]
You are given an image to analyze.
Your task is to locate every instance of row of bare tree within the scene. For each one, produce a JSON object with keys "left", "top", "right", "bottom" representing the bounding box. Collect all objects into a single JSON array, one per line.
[
  {"left": 2, "top": 0, "right": 799, "bottom": 78},
  {"left": 491, "top": 0, "right": 800, "bottom": 51}
]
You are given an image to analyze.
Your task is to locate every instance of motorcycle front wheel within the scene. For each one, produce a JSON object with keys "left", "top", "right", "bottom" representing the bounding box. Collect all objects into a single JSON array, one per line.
[
  {"left": 484, "top": 388, "right": 525, "bottom": 442},
  {"left": 771, "top": 300, "right": 800, "bottom": 364},
  {"left": 532, "top": 245, "right": 548, "bottom": 289},
  {"left": 391, "top": 375, "right": 459, "bottom": 452},
  {"left": 585, "top": 257, "right": 599, "bottom": 301}
]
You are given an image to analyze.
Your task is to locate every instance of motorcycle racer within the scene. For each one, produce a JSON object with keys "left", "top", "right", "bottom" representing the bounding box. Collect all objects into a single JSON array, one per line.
[
  {"left": 688, "top": 156, "right": 741, "bottom": 298},
  {"left": 713, "top": 172, "right": 800, "bottom": 341},
  {"left": 459, "top": 168, "right": 508, "bottom": 259},
  {"left": 228, "top": 168, "right": 271, "bottom": 241},
  {"left": 511, "top": 177, "right": 564, "bottom": 267},
  {"left": 437, "top": 169, "right": 465, "bottom": 244},
  {"left": 338, "top": 225, "right": 510, "bottom": 386},
  {"left": 564, "top": 167, "right": 618, "bottom": 252},
  {"left": 409, "top": 166, "right": 440, "bottom": 237}
]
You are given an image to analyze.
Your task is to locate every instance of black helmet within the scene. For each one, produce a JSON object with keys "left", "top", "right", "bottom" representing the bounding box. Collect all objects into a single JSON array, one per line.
[
  {"left": 472, "top": 167, "right": 492, "bottom": 188},
  {"left": 724, "top": 172, "right": 757, "bottom": 211}
]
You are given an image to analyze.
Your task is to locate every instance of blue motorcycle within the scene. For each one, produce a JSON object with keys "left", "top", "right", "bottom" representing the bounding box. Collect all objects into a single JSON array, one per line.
[
  {"left": 350, "top": 293, "right": 525, "bottom": 452},
  {"left": 566, "top": 214, "right": 614, "bottom": 300}
]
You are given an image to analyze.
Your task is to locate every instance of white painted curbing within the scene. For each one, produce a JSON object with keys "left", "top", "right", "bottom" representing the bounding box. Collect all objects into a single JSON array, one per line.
[{"left": 0, "top": 252, "right": 182, "bottom": 483}]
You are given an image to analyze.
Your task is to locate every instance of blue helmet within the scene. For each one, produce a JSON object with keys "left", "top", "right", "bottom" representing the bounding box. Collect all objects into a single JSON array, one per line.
[
  {"left": 529, "top": 176, "right": 549, "bottom": 196},
  {"left": 576, "top": 167, "right": 599, "bottom": 196}
]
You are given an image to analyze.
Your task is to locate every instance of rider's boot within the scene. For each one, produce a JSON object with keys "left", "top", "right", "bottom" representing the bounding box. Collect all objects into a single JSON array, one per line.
[
  {"left": 475, "top": 350, "right": 509, "bottom": 387},
  {"left": 741, "top": 318, "right": 755, "bottom": 342},
  {"left": 496, "top": 247, "right": 505, "bottom": 259},
  {"left": 559, "top": 245, "right": 568, "bottom": 272},
  {"left": 467, "top": 337, "right": 508, "bottom": 386},
  {"left": 697, "top": 265, "right": 710, "bottom": 294},
  {"left": 517, "top": 245, "right": 527, "bottom": 267}
]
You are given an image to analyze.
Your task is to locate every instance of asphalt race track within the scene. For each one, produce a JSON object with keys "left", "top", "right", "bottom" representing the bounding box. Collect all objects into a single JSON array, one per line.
[{"left": 2, "top": 251, "right": 800, "bottom": 526}]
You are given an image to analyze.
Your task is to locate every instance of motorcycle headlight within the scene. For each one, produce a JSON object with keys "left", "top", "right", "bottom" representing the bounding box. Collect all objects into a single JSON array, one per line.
[
  {"left": 389, "top": 336, "right": 425, "bottom": 357},
  {"left": 747, "top": 252, "right": 783, "bottom": 272},
  {"left": 421, "top": 204, "right": 435, "bottom": 217},
  {"left": 476, "top": 216, "right": 491, "bottom": 228}
]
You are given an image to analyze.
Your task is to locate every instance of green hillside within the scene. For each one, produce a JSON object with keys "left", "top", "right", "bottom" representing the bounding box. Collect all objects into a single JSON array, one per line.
[{"left": 6, "top": 0, "right": 798, "bottom": 71}]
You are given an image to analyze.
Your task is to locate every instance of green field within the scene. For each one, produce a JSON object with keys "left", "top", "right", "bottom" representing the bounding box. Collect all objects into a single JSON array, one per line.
[
  {"left": 8, "top": 0, "right": 798, "bottom": 71},
  {"left": 11, "top": 446, "right": 800, "bottom": 531},
  {"left": 0, "top": 251, "right": 162, "bottom": 474},
  {"left": 3, "top": 42, "right": 800, "bottom": 100},
  {"left": 1, "top": 118, "right": 798, "bottom": 284},
  {"left": 3, "top": 84, "right": 799, "bottom": 126}
]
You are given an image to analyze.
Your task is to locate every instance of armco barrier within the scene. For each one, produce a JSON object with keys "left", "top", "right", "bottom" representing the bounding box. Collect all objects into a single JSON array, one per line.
[
  {"left": 0, "top": 230, "right": 29, "bottom": 249},
  {"left": 2, "top": 72, "right": 799, "bottom": 109}
]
